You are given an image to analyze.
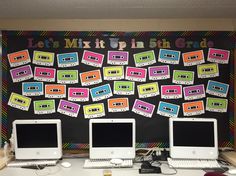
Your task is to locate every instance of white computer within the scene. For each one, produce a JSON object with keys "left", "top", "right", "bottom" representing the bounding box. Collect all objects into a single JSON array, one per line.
[
  {"left": 168, "top": 118, "right": 220, "bottom": 168},
  {"left": 12, "top": 119, "right": 62, "bottom": 160},
  {"left": 84, "top": 118, "right": 136, "bottom": 168}
]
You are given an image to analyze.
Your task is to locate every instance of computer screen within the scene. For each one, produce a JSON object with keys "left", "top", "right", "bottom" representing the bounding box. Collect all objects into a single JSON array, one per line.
[
  {"left": 16, "top": 124, "right": 58, "bottom": 148},
  {"left": 89, "top": 119, "right": 135, "bottom": 159},
  {"left": 13, "top": 119, "right": 62, "bottom": 160},
  {"left": 169, "top": 118, "right": 218, "bottom": 159},
  {"left": 92, "top": 123, "right": 133, "bottom": 147},
  {"left": 173, "top": 121, "right": 215, "bottom": 147}
]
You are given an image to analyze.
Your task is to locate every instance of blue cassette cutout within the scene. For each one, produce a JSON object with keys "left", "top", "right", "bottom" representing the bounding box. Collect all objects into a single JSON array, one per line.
[
  {"left": 157, "top": 101, "right": 180, "bottom": 118},
  {"left": 57, "top": 52, "right": 79, "bottom": 67},
  {"left": 22, "top": 82, "right": 44, "bottom": 96},
  {"left": 158, "top": 49, "right": 180, "bottom": 64},
  {"left": 90, "top": 84, "right": 113, "bottom": 102},
  {"left": 206, "top": 80, "right": 229, "bottom": 98}
]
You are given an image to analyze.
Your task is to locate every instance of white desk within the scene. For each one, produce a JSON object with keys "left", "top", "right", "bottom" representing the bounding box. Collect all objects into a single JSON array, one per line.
[{"left": 0, "top": 158, "right": 218, "bottom": 176}]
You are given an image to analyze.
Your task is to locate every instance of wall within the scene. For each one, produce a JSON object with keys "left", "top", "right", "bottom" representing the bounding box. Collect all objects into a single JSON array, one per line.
[
  {"left": 0, "top": 18, "right": 235, "bottom": 147},
  {"left": 0, "top": 19, "right": 236, "bottom": 31}
]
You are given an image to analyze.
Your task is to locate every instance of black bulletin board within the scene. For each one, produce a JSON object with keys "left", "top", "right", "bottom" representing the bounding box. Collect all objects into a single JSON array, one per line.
[{"left": 1, "top": 31, "right": 235, "bottom": 149}]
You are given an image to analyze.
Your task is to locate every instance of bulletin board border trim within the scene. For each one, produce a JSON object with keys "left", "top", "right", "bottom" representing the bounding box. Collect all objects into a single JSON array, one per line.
[{"left": 1, "top": 31, "right": 235, "bottom": 149}]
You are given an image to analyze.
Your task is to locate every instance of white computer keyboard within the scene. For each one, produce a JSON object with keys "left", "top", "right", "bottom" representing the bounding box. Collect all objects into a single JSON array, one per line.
[
  {"left": 84, "top": 159, "right": 133, "bottom": 168},
  {"left": 7, "top": 160, "right": 58, "bottom": 167},
  {"left": 167, "top": 158, "right": 221, "bottom": 169}
]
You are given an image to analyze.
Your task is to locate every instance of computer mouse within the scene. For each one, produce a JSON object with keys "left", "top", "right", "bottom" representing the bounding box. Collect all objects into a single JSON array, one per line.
[
  {"left": 204, "top": 172, "right": 226, "bottom": 176},
  {"left": 110, "top": 159, "right": 123, "bottom": 165},
  {"left": 228, "top": 169, "right": 236, "bottom": 175},
  {"left": 60, "top": 161, "right": 71, "bottom": 168}
]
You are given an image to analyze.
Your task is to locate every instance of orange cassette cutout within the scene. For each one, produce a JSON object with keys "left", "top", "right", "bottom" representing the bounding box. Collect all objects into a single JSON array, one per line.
[
  {"left": 182, "top": 100, "right": 205, "bottom": 116},
  {"left": 8, "top": 49, "right": 31, "bottom": 67},
  {"left": 80, "top": 70, "right": 102, "bottom": 86},
  {"left": 182, "top": 50, "right": 205, "bottom": 66},
  {"left": 45, "top": 84, "right": 66, "bottom": 98},
  {"left": 108, "top": 98, "right": 129, "bottom": 112}
]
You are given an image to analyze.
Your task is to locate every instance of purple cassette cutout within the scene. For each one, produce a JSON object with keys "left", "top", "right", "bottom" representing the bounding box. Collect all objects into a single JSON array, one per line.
[
  {"left": 107, "top": 51, "right": 129, "bottom": 65},
  {"left": 58, "top": 100, "right": 80, "bottom": 117},
  {"left": 132, "top": 99, "right": 155, "bottom": 118},
  {"left": 148, "top": 65, "right": 170, "bottom": 80},
  {"left": 10, "top": 65, "right": 33, "bottom": 82},
  {"left": 183, "top": 84, "right": 205, "bottom": 100}
]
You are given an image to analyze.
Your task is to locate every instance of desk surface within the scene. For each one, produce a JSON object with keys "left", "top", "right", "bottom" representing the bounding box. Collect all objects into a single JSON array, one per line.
[{"left": 0, "top": 158, "right": 224, "bottom": 176}]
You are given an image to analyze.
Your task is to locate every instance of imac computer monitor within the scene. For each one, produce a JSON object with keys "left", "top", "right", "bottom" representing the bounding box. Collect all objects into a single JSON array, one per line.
[
  {"left": 89, "top": 118, "right": 136, "bottom": 159},
  {"left": 13, "top": 119, "right": 62, "bottom": 160},
  {"left": 169, "top": 118, "right": 218, "bottom": 160}
]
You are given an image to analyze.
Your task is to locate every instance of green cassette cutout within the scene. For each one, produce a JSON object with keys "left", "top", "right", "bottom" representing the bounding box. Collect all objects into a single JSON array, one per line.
[
  {"left": 197, "top": 63, "right": 219, "bottom": 78},
  {"left": 113, "top": 81, "right": 135, "bottom": 95},
  {"left": 57, "top": 70, "right": 78, "bottom": 84},
  {"left": 133, "top": 50, "right": 156, "bottom": 67},
  {"left": 137, "top": 82, "right": 159, "bottom": 98},
  {"left": 103, "top": 66, "right": 124, "bottom": 80},
  {"left": 206, "top": 97, "right": 228, "bottom": 112},
  {"left": 8, "top": 92, "right": 31, "bottom": 111},
  {"left": 173, "top": 70, "right": 194, "bottom": 85},
  {"left": 33, "top": 51, "right": 54, "bottom": 66},
  {"left": 34, "top": 99, "right": 55, "bottom": 114}
]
